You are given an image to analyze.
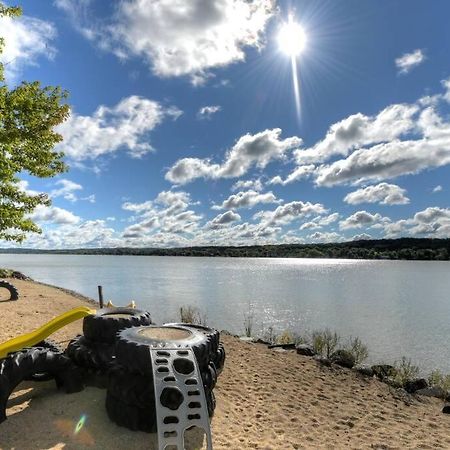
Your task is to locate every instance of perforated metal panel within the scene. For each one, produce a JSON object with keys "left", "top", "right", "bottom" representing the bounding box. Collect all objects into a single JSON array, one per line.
[{"left": 150, "top": 347, "right": 213, "bottom": 450}]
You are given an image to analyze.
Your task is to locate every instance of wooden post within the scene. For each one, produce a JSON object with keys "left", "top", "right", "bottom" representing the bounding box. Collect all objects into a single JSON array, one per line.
[{"left": 98, "top": 285, "right": 104, "bottom": 309}]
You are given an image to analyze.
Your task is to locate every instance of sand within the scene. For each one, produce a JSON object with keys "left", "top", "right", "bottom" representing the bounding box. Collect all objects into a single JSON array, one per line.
[{"left": 1, "top": 279, "right": 450, "bottom": 449}]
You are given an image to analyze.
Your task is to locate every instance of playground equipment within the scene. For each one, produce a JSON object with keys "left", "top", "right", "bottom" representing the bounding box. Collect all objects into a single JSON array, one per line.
[
  {"left": 0, "top": 302, "right": 225, "bottom": 450},
  {"left": 0, "top": 306, "right": 95, "bottom": 359}
]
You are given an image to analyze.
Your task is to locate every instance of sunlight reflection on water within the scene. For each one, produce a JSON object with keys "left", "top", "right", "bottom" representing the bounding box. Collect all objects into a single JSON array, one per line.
[{"left": 1, "top": 254, "right": 449, "bottom": 373}]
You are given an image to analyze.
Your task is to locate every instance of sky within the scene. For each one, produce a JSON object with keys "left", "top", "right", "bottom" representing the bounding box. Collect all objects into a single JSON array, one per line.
[{"left": 1, "top": 0, "right": 449, "bottom": 249}]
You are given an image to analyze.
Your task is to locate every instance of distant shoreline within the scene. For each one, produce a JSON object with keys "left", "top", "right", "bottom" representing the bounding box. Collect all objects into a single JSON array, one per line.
[{"left": 0, "top": 237, "right": 449, "bottom": 260}]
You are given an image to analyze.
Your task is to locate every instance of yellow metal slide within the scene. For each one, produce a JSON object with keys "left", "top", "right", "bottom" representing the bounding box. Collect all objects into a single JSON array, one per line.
[{"left": 0, "top": 306, "right": 96, "bottom": 359}]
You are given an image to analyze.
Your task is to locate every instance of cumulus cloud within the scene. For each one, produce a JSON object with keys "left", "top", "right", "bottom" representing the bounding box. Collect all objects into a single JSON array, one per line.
[
  {"left": 383, "top": 207, "right": 450, "bottom": 239},
  {"left": 339, "top": 211, "right": 389, "bottom": 230},
  {"left": 197, "top": 105, "right": 221, "bottom": 119},
  {"left": 433, "top": 185, "right": 443, "bottom": 193},
  {"left": 308, "top": 231, "right": 342, "bottom": 243},
  {"left": 57, "top": 0, "right": 274, "bottom": 84},
  {"left": 121, "top": 190, "right": 202, "bottom": 241},
  {"left": 0, "top": 13, "right": 56, "bottom": 81},
  {"left": 352, "top": 233, "right": 373, "bottom": 241},
  {"left": 231, "top": 178, "right": 263, "bottom": 192},
  {"left": 56, "top": 96, "right": 181, "bottom": 161},
  {"left": 316, "top": 136, "right": 450, "bottom": 186},
  {"left": 166, "top": 129, "right": 302, "bottom": 184},
  {"left": 30, "top": 205, "right": 81, "bottom": 225},
  {"left": 206, "top": 211, "right": 241, "bottom": 229},
  {"left": 295, "top": 104, "right": 418, "bottom": 166},
  {"left": 300, "top": 213, "right": 340, "bottom": 230},
  {"left": 214, "top": 190, "right": 279, "bottom": 210},
  {"left": 395, "top": 49, "right": 425, "bottom": 74},
  {"left": 20, "top": 219, "right": 119, "bottom": 249},
  {"left": 268, "top": 165, "right": 316, "bottom": 185},
  {"left": 50, "top": 179, "right": 83, "bottom": 202},
  {"left": 344, "top": 183, "right": 409, "bottom": 205},
  {"left": 255, "top": 201, "right": 326, "bottom": 227}
]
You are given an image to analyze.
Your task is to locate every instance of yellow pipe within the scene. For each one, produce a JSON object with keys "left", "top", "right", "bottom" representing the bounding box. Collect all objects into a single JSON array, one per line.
[{"left": 0, "top": 306, "right": 96, "bottom": 359}]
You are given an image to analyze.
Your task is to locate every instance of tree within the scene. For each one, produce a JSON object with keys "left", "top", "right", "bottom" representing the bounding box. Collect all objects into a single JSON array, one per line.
[{"left": 0, "top": 3, "right": 69, "bottom": 242}]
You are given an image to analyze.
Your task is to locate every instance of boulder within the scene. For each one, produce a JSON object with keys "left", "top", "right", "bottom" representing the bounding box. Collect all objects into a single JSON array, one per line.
[
  {"left": 416, "top": 386, "right": 447, "bottom": 399},
  {"left": 331, "top": 350, "right": 356, "bottom": 369},
  {"left": 442, "top": 405, "right": 450, "bottom": 414},
  {"left": 404, "top": 378, "right": 428, "bottom": 394},
  {"left": 371, "top": 364, "right": 397, "bottom": 380},
  {"left": 314, "top": 355, "right": 331, "bottom": 366},
  {"left": 355, "top": 366, "right": 374, "bottom": 377},
  {"left": 296, "top": 344, "right": 316, "bottom": 357}
]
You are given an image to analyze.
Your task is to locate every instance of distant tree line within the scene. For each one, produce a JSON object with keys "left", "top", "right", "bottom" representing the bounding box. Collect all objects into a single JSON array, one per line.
[{"left": 1, "top": 238, "right": 449, "bottom": 260}]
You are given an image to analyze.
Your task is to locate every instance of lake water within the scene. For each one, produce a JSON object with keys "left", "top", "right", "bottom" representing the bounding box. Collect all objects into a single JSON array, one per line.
[{"left": 1, "top": 254, "right": 449, "bottom": 373}]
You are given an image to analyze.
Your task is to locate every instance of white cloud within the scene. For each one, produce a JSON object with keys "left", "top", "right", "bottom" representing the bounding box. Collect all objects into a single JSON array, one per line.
[
  {"left": 268, "top": 165, "right": 316, "bottom": 185},
  {"left": 316, "top": 136, "right": 450, "bottom": 186},
  {"left": 110, "top": 0, "right": 274, "bottom": 84},
  {"left": 344, "top": 183, "right": 409, "bottom": 205},
  {"left": 352, "top": 233, "right": 373, "bottom": 241},
  {"left": 308, "top": 231, "right": 342, "bottom": 243},
  {"left": 206, "top": 211, "right": 241, "bottom": 229},
  {"left": 56, "top": 96, "right": 181, "bottom": 161},
  {"left": 339, "top": 211, "right": 389, "bottom": 230},
  {"left": 383, "top": 207, "right": 450, "bottom": 239},
  {"left": 294, "top": 103, "right": 418, "bottom": 166},
  {"left": 197, "top": 105, "right": 221, "bottom": 119},
  {"left": 56, "top": 0, "right": 274, "bottom": 84},
  {"left": 231, "top": 178, "right": 263, "bottom": 192},
  {"left": 0, "top": 14, "right": 56, "bottom": 81},
  {"left": 214, "top": 190, "right": 279, "bottom": 210},
  {"left": 299, "top": 213, "right": 340, "bottom": 231},
  {"left": 433, "top": 185, "right": 443, "bottom": 193},
  {"left": 395, "top": 49, "right": 425, "bottom": 74},
  {"left": 166, "top": 128, "right": 302, "bottom": 184},
  {"left": 30, "top": 205, "right": 81, "bottom": 225},
  {"left": 50, "top": 179, "right": 83, "bottom": 202},
  {"left": 121, "top": 190, "right": 202, "bottom": 241},
  {"left": 255, "top": 201, "right": 327, "bottom": 227}
]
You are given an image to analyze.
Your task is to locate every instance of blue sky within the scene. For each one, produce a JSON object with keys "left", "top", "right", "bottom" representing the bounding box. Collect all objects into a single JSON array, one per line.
[{"left": 1, "top": 0, "right": 449, "bottom": 248}]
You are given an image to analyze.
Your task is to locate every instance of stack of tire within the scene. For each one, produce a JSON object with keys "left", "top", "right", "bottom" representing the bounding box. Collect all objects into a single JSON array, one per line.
[
  {"left": 66, "top": 307, "right": 152, "bottom": 382},
  {"left": 0, "top": 342, "right": 84, "bottom": 423},
  {"left": 105, "top": 323, "right": 226, "bottom": 433}
]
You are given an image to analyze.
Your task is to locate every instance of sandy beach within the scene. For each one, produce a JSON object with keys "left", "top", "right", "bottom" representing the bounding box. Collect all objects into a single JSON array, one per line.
[{"left": 1, "top": 279, "right": 450, "bottom": 449}]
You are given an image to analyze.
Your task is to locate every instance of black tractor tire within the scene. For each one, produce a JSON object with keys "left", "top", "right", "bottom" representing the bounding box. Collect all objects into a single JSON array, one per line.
[
  {"left": 214, "top": 343, "right": 226, "bottom": 375},
  {"left": 0, "top": 281, "right": 19, "bottom": 301},
  {"left": 83, "top": 308, "right": 152, "bottom": 344},
  {"left": 164, "top": 323, "right": 220, "bottom": 355},
  {"left": 66, "top": 335, "right": 115, "bottom": 373},
  {"left": 206, "top": 389, "right": 216, "bottom": 418},
  {"left": 200, "top": 362, "right": 218, "bottom": 391},
  {"left": 25, "top": 340, "right": 64, "bottom": 382},
  {"left": 0, "top": 348, "right": 84, "bottom": 423},
  {"left": 105, "top": 390, "right": 157, "bottom": 433},
  {"left": 107, "top": 364, "right": 155, "bottom": 409},
  {"left": 115, "top": 326, "right": 212, "bottom": 375}
]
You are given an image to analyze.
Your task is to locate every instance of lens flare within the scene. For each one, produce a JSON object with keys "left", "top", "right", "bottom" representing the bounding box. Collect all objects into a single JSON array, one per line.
[{"left": 75, "top": 414, "right": 87, "bottom": 435}]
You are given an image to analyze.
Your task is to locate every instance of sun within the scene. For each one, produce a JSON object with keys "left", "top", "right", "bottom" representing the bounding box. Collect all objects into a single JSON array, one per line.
[{"left": 277, "top": 17, "right": 307, "bottom": 57}]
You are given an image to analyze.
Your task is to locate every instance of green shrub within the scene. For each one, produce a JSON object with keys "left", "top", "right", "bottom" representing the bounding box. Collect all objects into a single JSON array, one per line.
[
  {"left": 179, "top": 306, "right": 207, "bottom": 325},
  {"left": 312, "top": 329, "right": 340, "bottom": 358},
  {"left": 345, "top": 336, "right": 369, "bottom": 365},
  {"left": 0, "top": 268, "right": 13, "bottom": 278},
  {"left": 276, "top": 330, "right": 295, "bottom": 345},
  {"left": 394, "top": 357, "right": 420, "bottom": 386},
  {"left": 428, "top": 369, "right": 450, "bottom": 393}
]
